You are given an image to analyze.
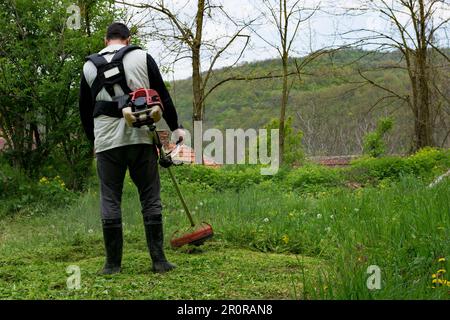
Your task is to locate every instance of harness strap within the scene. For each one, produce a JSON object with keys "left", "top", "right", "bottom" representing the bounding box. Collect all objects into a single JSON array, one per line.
[
  {"left": 86, "top": 45, "right": 142, "bottom": 116},
  {"left": 93, "top": 101, "right": 123, "bottom": 118}
]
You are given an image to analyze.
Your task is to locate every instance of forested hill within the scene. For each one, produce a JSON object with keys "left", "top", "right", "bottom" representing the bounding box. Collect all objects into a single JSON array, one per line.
[{"left": 168, "top": 49, "right": 449, "bottom": 156}]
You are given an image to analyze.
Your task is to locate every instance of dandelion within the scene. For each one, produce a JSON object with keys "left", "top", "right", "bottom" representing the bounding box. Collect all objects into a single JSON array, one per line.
[
  {"left": 263, "top": 218, "right": 269, "bottom": 223},
  {"left": 354, "top": 208, "right": 360, "bottom": 212},
  {"left": 438, "top": 257, "right": 446, "bottom": 263},
  {"left": 436, "top": 269, "right": 446, "bottom": 274},
  {"left": 199, "top": 202, "right": 204, "bottom": 206},
  {"left": 330, "top": 215, "right": 334, "bottom": 219},
  {"left": 39, "top": 177, "right": 49, "bottom": 185},
  {"left": 432, "top": 279, "right": 450, "bottom": 287},
  {"left": 281, "top": 235, "right": 289, "bottom": 244},
  {"left": 325, "top": 227, "right": 331, "bottom": 233},
  {"left": 288, "top": 212, "right": 294, "bottom": 218},
  {"left": 316, "top": 214, "right": 322, "bottom": 219},
  {"left": 88, "top": 229, "right": 94, "bottom": 234}
]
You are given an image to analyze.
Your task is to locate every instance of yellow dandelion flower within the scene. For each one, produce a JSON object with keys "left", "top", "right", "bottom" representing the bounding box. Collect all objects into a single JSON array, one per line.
[
  {"left": 432, "top": 279, "right": 450, "bottom": 287},
  {"left": 438, "top": 257, "right": 446, "bottom": 263},
  {"left": 39, "top": 177, "right": 49, "bottom": 184},
  {"left": 281, "top": 235, "right": 289, "bottom": 244},
  {"left": 436, "top": 269, "right": 446, "bottom": 274},
  {"left": 432, "top": 274, "right": 437, "bottom": 279}
]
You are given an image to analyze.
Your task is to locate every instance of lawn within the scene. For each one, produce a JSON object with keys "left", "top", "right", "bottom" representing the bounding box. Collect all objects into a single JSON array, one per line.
[{"left": 0, "top": 161, "right": 449, "bottom": 299}]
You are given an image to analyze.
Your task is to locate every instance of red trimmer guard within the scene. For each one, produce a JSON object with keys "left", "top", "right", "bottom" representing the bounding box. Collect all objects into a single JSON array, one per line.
[{"left": 170, "top": 223, "right": 214, "bottom": 248}]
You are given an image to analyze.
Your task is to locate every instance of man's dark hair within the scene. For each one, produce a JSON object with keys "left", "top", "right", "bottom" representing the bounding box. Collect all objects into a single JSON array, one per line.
[{"left": 106, "top": 23, "right": 131, "bottom": 40}]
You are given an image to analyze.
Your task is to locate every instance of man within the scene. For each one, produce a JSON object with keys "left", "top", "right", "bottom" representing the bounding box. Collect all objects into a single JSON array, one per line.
[{"left": 79, "top": 22, "right": 185, "bottom": 274}]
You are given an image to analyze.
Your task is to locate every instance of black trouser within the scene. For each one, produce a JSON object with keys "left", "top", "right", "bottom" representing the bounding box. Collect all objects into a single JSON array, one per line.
[{"left": 96, "top": 144, "right": 162, "bottom": 225}]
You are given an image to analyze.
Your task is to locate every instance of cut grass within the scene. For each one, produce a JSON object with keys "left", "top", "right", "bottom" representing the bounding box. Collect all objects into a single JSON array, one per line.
[{"left": 0, "top": 240, "right": 318, "bottom": 299}]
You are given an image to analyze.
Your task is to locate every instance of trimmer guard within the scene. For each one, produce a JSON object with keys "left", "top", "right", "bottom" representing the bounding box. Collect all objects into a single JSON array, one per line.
[{"left": 170, "top": 223, "right": 214, "bottom": 248}]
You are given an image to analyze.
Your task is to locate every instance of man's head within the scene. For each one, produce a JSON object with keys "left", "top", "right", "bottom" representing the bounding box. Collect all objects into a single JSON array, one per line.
[{"left": 105, "top": 22, "right": 131, "bottom": 46}]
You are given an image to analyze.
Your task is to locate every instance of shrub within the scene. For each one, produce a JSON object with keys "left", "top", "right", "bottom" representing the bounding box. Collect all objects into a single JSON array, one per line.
[
  {"left": 286, "top": 164, "right": 343, "bottom": 191},
  {"left": 405, "top": 147, "right": 450, "bottom": 178},
  {"left": 350, "top": 156, "right": 409, "bottom": 181},
  {"left": 264, "top": 116, "right": 304, "bottom": 165},
  {"left": 0, "top": 160, "right": 76, "bottom": 217},
  {"left": 349, "top": 147, "right": 450, "bottom": 183},
  {"left": 363, "top": 117, "right": 394, "bottom": 158}
]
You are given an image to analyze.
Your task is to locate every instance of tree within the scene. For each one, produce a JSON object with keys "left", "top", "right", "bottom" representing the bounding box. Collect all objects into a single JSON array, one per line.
[
  {"left": 250, "top": 0, "right": 319, "bottom": 164},
  {"left": 0, "top": 0, "right": 117, "bottom": 189},
  {"left": 348, "top": 0, "right": 450, "bottom": 151},
  {"left": 116, "top": 1, "right": 252, "bottom": 144}
]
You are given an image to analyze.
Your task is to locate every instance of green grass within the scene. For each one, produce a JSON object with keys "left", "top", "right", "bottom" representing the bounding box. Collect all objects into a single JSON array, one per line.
[
  {"left": 0, "top": 167, "right": 449, "bottom": 299},
  {"left": 0, "top": 241, "right": 317, "bottom": 299}
]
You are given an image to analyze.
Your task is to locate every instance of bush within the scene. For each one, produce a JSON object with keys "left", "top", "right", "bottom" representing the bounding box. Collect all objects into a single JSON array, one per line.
[
  {"left": 363, "top": 117, "right": 394, "bottom": 158},
  {"left": 350, "top": 156, "right": 409, "bottom": 181},
  {"left": 264, "top": 116, "right": 304, "bottom": 165},
  {"left": 0, "top": 160, "right": 76, "bottom": 217},
  {"left": 285, "top": 164, "right": 343, "bottom": 191},
  {"left": 166, "top": 165, "right": 267, "bottom": 191},
  {"left": 349, "top": 147, "right": 450, "bottom": 183},
  {"left": 405, "top": 147, "right": 450, "bottom": 177}
]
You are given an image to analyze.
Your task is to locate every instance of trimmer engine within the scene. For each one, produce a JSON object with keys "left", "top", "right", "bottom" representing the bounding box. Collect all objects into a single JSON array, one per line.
[{"left": 126, "top": 88, "right": 164, "bottom": 128}]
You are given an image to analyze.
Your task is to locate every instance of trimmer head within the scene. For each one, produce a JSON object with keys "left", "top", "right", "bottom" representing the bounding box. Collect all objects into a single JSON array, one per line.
[{"left": 170, "top": 223, "right": 214, "bottom": 248}]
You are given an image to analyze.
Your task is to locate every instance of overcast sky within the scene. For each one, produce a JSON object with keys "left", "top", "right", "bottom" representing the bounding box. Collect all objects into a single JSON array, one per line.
[{"left": 122, "top": 0, "right": 450, "bottom": 80}]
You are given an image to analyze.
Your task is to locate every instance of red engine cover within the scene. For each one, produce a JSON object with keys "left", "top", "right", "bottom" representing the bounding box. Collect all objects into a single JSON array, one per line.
[{"left": 129, "top": 88, "right": 164, "bottom": 110}]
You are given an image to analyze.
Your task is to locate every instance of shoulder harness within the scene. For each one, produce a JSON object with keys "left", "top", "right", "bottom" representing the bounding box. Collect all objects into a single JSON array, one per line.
[{"left": 86, "top": 45, "right": 141, "bottom": 118}]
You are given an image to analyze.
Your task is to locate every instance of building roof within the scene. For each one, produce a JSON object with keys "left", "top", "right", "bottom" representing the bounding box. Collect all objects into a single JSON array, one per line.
[{"left": 157, "top": 130, "right": 219, "bottom": 166}]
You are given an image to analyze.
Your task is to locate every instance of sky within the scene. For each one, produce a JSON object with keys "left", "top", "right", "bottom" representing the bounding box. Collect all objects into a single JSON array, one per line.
[{"left": 121, "top": 0, "right": 450, "bottom": 80}]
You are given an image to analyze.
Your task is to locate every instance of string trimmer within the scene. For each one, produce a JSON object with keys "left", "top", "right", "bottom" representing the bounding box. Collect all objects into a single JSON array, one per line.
[{"left": 123, "top": 88, "right": 214, "bottom": 248}]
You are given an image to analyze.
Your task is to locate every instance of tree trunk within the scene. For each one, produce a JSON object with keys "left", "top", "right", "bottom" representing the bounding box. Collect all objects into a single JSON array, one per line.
[
  {"left": 279, "top": 54, "right": 289, "bottom": 165},
  {"left": 415, "top": 56, "right": 433, "bottom": 149},
  {"left": 413, "top": 0, "right": 434, "bottom": 150},
  {"left": 192, "top": 0, "right": 205, "bottom": 163}
]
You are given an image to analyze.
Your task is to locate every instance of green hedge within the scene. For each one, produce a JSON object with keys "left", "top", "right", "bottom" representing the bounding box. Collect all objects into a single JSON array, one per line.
[
  {"left": 349, "top": 147, "right": 450, "bottom": 183},
  {"left": 164, "top": 148, "right": 450, "bottom": 192}
]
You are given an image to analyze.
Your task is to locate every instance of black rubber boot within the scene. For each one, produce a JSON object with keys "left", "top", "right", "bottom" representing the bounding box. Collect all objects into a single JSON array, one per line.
[
  {"left": 101, "top": 219, "right": 123, "bottom": 275},
  {"left": 144, "top": 223, "right": 176, "bottom": 273}
]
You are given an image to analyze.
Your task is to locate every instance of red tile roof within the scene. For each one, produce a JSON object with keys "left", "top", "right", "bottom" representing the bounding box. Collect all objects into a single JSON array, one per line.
[{"left": 157, "top": 130, "right": 219, "bottom": 166}]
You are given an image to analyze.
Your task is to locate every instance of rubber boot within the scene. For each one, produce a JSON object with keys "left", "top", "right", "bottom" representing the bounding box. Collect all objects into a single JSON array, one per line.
[
  {"left": 144, "top": 223, "right": 176, "bottom": 273},
  {"left": 101, "top": 219, "right": 123, "bottom": 275}
]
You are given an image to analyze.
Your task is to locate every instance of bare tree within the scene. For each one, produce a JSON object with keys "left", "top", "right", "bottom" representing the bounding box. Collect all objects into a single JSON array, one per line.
[
  {"left": 116, "top": 1, "right": 252, "bottom": 126},
  {"left": 250, "top": 0, "right": 319, "bottom": 164},
  {"left": 345, "top": 0, "right": 450, "bottom": 151}
]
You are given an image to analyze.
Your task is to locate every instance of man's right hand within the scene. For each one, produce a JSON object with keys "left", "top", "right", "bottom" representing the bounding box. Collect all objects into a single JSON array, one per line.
[{"left": 122, "top": 106, "right": 136, "bottom": 127}]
